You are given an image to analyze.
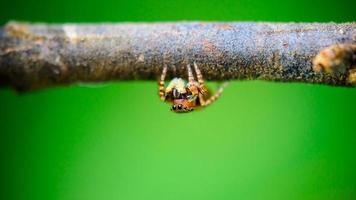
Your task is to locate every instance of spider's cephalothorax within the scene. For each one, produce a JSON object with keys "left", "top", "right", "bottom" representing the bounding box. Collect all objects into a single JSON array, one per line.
[{"left": 158, "top": 62, "right": 227, "bottom": 113}]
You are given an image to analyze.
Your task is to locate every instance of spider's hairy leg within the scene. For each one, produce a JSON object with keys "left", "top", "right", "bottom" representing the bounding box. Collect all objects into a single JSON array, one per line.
[
  {"left": 187, "top": 64, "right": 195, "bottom": 84},
  {"left": 200, "top": 82, "right": 228, "bottom": 106},
  {"left": 158, "top": 65, "right": 168, "bottom": 101},
  {"left": 198, "top": 93, "right": 207, "bottom": 106},
  {"left": 193, "top": 62, "right": 208, "bottom": 94},
  {"left": 186, "top": 64, "right": 199, "bottom": 100}
]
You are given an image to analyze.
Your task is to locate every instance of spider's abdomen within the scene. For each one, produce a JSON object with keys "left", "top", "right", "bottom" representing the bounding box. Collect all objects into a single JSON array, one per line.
[{"left": 166, "top": 78, "right": 186, "bottom": 94}]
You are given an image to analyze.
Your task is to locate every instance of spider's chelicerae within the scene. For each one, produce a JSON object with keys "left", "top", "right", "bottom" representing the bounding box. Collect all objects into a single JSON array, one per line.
[{"left": 158, "top": 62, "right": 228, "bottom": 113}]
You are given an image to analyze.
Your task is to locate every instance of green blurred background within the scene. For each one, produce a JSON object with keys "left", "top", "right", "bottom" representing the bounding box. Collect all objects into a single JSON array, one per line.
[{"left": 1, "top": 0, "right": 356, "bottom": 199}]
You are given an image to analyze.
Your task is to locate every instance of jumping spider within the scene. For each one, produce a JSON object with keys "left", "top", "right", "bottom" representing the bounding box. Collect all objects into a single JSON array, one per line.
[{"left": 158, "top": 62, "right": 227, "bottom": 113}]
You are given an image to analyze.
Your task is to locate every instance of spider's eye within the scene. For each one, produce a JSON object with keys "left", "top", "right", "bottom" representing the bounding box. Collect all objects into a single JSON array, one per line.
[
  {"left": 178, "top": 104, "right": 183, "bottom": 110},
  {"left": 172, "top": 105, "right": 177, "bottom": 110}
]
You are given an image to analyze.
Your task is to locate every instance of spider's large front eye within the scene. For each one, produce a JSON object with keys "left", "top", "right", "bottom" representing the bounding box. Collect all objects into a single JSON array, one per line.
[
  {"left": 177, "top": 104, "right": 183, "bottom": 110},
  {"left": 172, "top": 105, "right": 177, "bottom": 110}
]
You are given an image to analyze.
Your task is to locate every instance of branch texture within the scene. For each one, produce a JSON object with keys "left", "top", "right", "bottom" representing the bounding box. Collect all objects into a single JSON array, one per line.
[{"left": 0, "top": 21, "right": 355, "bottom": 91}]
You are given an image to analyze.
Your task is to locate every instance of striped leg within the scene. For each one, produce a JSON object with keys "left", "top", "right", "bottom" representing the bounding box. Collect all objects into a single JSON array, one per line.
[
  {"left": 193, "top": 62, "right": 208, "bottom": 94},
  {"left": 200, "top": 82, "right": 228, "bottom": 106},
  {"left": 158, "top": 65, "right": 168, "bottom": 101},
  {"left": 187, "top": 64, "right": 199, "bottom": 100},
  {"left": 187, "top": 64, "right": 195, "bottom": 84}
]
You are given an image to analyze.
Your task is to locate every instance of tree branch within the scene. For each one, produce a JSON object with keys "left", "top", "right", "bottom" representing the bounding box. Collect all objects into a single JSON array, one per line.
[{"left": 0, "top": 21, "right": 355, "bottom": 91}]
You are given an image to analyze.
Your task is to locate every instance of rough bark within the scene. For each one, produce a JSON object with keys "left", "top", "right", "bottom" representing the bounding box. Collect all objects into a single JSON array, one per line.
[{"left": 0, "top": 21, "right": 355, "bottom": 91}]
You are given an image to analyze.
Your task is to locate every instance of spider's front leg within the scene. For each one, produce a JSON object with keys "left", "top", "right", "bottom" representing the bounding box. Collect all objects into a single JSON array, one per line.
[
  {"left": 192, "top": 62, "right": 228, "bottom": 106},
  {"left": 200, "top": 82, "right": 228, "bottom": 106},
  {"left": 193, "top": 62, "right": 208, "bottom": 95},
  {"left": 186, "top": 64, "right": 199, "bottom": 102},
  {"left": 158, "top": 65, "right": 168, "bottom": 101}
]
